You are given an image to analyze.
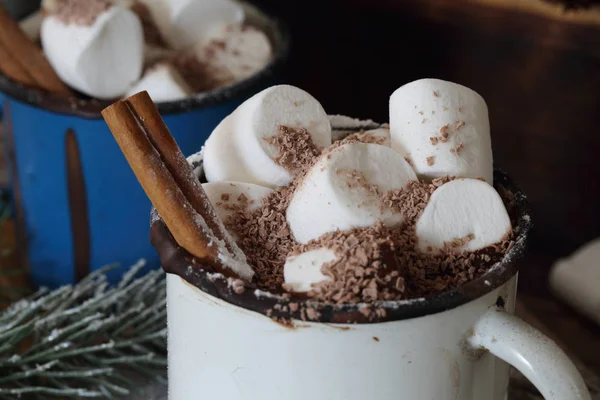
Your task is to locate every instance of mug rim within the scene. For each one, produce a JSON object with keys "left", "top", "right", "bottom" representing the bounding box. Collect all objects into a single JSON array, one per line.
[
  {"left": 150, "top": 168, "right": 532, "bottom": 324},
  {"left": 0, "top": 2, "right": 290, "bottom": 120}
]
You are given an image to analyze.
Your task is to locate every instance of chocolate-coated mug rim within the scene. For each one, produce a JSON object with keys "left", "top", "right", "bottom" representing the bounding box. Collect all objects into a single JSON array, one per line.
[
  {"left": 150, "top": 168, "right": 532, "bottom": 324},
  {"left": 0, "top": 2, "right": 290, "bottom": 120}
]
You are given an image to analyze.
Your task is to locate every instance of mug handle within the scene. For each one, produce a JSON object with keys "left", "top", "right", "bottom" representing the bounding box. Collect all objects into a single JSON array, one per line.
[{"left": 469, "top": 308, "right": 591, "bottom": 400}]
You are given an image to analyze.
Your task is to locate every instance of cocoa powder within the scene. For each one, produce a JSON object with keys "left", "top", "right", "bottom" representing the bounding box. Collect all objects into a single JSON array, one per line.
[
  {"left": 225, "top": 186, "right": 295, "bottom": 291},
  {"left": 264, "top": 126, "right": 322, "bottom": 175},
  {"left": 212, "top": 125, "right": 514, "bottom": 303},
  {"left": 52, "top": 0, "right": 112, "bottom": 26},
  {"left": 224, "top": 166, "right": 513, "bottom": 302}
]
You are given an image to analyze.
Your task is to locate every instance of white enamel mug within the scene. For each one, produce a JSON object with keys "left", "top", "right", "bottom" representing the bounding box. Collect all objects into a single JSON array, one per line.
[{"left": 151, "top": 169, "right": 590, "bottom": 400}]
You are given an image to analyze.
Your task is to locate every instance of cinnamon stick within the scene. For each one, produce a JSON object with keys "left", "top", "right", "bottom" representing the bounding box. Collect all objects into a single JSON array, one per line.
[
  {"left": 0, "top": 4, "right": 72, "bottom": 96},
  {"left": 102, "top": 91, "right": 251, "bottom": 280},
  {"left": 124, "top": 93, "right": 239, "bottom": 254}
]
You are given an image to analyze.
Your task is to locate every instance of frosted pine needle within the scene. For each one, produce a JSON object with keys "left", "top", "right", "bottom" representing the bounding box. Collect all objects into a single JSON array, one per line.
[{"left": 0, "top": 261, "right": 167, "bottom": 398}]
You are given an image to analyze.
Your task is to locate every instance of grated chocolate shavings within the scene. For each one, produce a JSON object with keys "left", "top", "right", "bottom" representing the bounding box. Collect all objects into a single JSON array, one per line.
[
  {"left": 342, "top": 130, "right": 387, "bottom": 145},
  {"left": 225, "top": 184, "right": 296, "bottom": 292},
  {"left": 443, "top": 233, "right": 475, "bottom": 251},
  {"left": 433, "top": 91, "right": 439, "bottom": 97},
  {"left": 440, "top": 124, "right": 450, "bottom": 137},
  {"left": 426, "top": 156, "right": 435, "bottom": 166},
  {"left": 221, "top": 137, "right": 516, "bottom": 303},
  {"left": 264, "top": 126, "right": 321, "bottom": 175},
  {"left": 450, "top": 142, "right": 465, "bottom": 154},
  {"left": 336, "top": 169, "right": 381, "bottom": 196},
  {"left": 404, "top": 154, "right": 415, "bottom": 168},
  {"left": 430, "top": 137, "right": 439, "bottom": 145},
  {"left": 52, "top": 0, "right": 112, "bottom": 26},
  {"left": 293, "top": 222, "right": 406, "bottom": 304},
  {"left": 455, "top": 120, "right": 466, "bottom": 130}
]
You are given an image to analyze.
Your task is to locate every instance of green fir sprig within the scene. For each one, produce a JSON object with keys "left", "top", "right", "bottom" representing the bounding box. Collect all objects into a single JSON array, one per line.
[{"left": 0, "top": 261, "right": 168, "bottom": 399}]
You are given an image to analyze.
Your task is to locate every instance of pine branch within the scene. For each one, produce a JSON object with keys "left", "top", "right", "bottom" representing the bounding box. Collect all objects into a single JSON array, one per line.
[{"left": 0, "top": 261, "right": 168, "bottom": 399}]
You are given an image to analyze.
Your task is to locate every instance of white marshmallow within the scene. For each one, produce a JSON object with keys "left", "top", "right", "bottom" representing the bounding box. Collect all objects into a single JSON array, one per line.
[
  {"left": 344, "top": 128, "right": 391, "bottom": 147},
  {"left": 205, "top": 85, "right": 332, "bottom": 188},
  {"left": 287, "top": 142, "right": 417, "bottom": 244},
  {"left": 390, "top": 78, "right": 493, "bottom": 183},
  {"left": 195, "top": 24, "right": 272, "bottom": 81},
  {"left": 202, "top": 181, "right": 273, "bottom": 222},
  {"left": 416, "top": 179, "right": 511, "bottom": 252},
  {"left": 283, "top": 248, "right": 336, "bottom": 292},
  {"left": 41, "top": 6, "right": 144, "bottom": 99},
  {"left": 126, "top": 63, "right": 191, "bottom": 103},
  {"left": 203, "top": 114, "right": 257, "bottom": 184},
  {"left": 550, "top": 239, "right": 600, "bottom": 326},
  {"left": 151, "top": 0, "right": 245, "bottom": 50}
]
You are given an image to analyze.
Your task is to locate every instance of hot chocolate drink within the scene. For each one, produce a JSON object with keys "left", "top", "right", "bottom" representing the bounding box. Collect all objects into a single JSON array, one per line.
[
  {"left": 155, "top": 79, "right": 519, "bottom": 320},
  {"left": 103, "top": 81, "right": 589, "bottom": 400},
  {"left": 102, "top": 82, "right": 600, "bottom": 400}
]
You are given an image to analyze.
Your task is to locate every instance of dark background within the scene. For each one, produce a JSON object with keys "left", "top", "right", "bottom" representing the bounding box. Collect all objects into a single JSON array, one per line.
[{"left": 255, "top": 0, "right": 600, "bottom": 265}]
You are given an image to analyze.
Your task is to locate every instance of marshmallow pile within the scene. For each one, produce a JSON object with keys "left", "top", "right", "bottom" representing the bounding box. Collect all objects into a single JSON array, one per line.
[
  {"left": 39, "top": 0, "right": 273, "bottom": 101},
  {"left": 200, "top": 79, "right": 512, "bottom": 293}
]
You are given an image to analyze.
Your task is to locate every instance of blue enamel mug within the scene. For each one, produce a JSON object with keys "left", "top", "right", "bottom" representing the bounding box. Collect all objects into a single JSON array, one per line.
[{"left": 0, "top": 5, "right": 289, "bottom": 288}]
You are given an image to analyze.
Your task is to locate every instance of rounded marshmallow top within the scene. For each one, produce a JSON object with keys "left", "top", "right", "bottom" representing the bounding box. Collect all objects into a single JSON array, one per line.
[
  {"left": 202, "top": 181, "right": 273, "bottom": 221},
  {"left": 41, "top": 5, "right": 144, "bottom": 99},
  {"left": 390, "top": 78, "right": 493, "bottom": 183},
  {"left": 157, "top": 0, "right": 244, "bottom": 50},
  {"left": 204, "top": 85, "right": 332, "bottom": 188},
  {"left": 196, "top": 24, "right": 272, "bottom": 81},
  {"left": 287, "top": 142, "right": 417, "bottom": 244},
  {"left": 416, "top": 178, "right": 511, "bottom": 252},
  {"left": 126, "top": 63, "right": 191, "bottom": 103},
  {"left": 203, "top": 115, "right": 257, "bottom": 184}
]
